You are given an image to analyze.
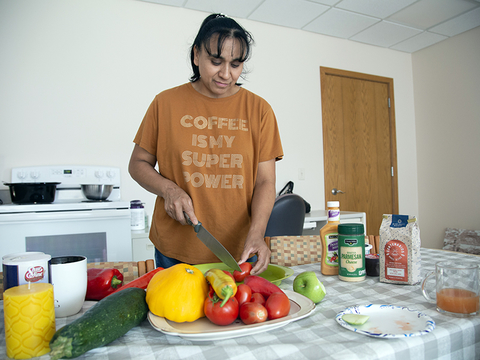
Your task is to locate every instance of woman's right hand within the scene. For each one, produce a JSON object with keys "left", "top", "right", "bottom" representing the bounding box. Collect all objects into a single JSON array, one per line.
[
  {"left": 162, "top": 183, "right": 198, "bottom": 226},
  {"left": 129, "top": 144, "right": 198, "bottom": 226}
]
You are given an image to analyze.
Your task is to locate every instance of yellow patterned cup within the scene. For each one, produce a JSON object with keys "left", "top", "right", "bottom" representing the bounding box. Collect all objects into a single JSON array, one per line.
[{"left": 3, "top": 282, "right": 56, "bottom": 359}]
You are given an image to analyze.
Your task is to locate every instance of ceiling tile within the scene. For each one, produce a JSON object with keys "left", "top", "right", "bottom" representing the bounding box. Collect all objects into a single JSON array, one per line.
[
  {"left": 136, "top": 0, "right": 480, "bottom": 53},
  {"left": 390, "top": 31, "right": 448, "bottom": 52},
  {"left": 248, "top": 0, "right": 330, "bottom": 29},
  {"left": 388, "top": 0, "right": 478, "bottom": 30},
  {"left": 350, "top": 20, "right": 422, "bottom": 47},
  {"left": 308, "top": 0, "right": 342, "bottom": 5},
  {"left": 184, "top": 0, "right": 264, "bottom": 19},
  {"left": 136, "top": 0, "right": 185, "bottom": 6},
  {"left": 303, "top": 8, "right": 379, "bottom": 39},
  {"left": 429, "top": 7, "right": 480, "bottom": 36},
  {"left": 336, "top": 0, "right": 417, "bottom": 19}
]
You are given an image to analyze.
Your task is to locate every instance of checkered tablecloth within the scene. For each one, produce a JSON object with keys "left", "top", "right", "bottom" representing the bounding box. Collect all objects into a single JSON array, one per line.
[{"left": 2, "top": 248, "right": 480, "bottom": 360}]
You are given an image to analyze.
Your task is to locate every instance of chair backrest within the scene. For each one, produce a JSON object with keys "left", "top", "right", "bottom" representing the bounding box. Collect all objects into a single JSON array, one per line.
[
  {"left": 265, "top": 193, "right": 306, "bottom": 237},
  {"left": 443, "top": 228, "right": 480, "bottom": 255}
]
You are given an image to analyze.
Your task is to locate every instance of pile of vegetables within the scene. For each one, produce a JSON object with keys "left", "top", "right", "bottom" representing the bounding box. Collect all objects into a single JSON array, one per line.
[
  {"left": 202, "top": 264, "right": 291, "bottom": 326},
  {"left": 47, "top": 261, "right": 292, "bottom": 359}
]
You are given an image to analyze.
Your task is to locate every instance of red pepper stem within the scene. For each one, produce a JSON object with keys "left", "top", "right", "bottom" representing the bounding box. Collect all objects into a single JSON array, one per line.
[
  {"left": 111, "top": 276, "right": 122, "bottom": 289},
  {"left": 220, "top": 286, "right": 233, "bottom": 307}
]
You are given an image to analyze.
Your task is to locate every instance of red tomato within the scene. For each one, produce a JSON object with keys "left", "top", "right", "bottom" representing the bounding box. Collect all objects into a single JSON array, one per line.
[
  {"left": 250, "top": 292, "right": 266, "bottom": 305},
  {"left": 235, "top": 284, "right": 252, "bottom": 306},
  {"left": 223, "top": 270, "right": 235, "bottom": 281},
  {"left": 204, "top": 294, "right": 239, "bottom": 326},
  {"left": 265, "top": 292, "right": 291, "bottom": 320},
  {"left": 233, "top": 262, "right": 253, "bottom": 282},
  {"left": 239, "top": 302, "right": 268, "bottom": 325}
]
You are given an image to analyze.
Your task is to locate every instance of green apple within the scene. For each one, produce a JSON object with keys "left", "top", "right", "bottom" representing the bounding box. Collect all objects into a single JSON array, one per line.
[{"left": 293, "top": 271, "right": 326, "bottom": 303}]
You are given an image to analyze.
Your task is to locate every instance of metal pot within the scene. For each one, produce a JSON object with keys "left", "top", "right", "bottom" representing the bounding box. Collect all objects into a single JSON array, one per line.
[
  {"left": 81, "top": 184, "right": 113, "bottom": 201},
  {"left": 4, "top": 182, "right": 60, "bottom": 204}
]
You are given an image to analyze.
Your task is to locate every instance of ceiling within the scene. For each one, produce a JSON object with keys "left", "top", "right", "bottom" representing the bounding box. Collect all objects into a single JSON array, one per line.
[{"left": 137, "top": 0, "right": 480, "bottom": 53}]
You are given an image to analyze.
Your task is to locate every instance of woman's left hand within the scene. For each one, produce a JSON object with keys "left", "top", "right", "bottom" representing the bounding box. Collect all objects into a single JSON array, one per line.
[{"left": 239, "top": 235, "right": 271, "bottom": 275}]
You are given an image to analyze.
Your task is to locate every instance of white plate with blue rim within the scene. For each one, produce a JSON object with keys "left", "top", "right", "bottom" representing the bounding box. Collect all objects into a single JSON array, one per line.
[{"left": 335, "top": 304, "right": 435, "bottom": 338}]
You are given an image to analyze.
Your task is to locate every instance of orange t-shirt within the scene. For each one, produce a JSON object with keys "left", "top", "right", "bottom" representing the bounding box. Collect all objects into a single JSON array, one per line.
[{"left": 134, "top": 83, "right": 283, "bottom": 264}]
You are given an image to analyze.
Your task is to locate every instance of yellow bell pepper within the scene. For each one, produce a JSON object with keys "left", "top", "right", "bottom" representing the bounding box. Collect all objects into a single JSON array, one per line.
[{"left": 146, "top": 263, "right": 208, "bottom": 322}]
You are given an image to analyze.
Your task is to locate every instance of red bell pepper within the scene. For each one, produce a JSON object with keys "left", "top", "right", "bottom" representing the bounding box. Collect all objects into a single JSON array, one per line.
[
  {"left": 108, "top": 267, "right": 164, "bottom": 296},
  {"left": 86, "top": 268, "right": 124, "bottom": 300}
]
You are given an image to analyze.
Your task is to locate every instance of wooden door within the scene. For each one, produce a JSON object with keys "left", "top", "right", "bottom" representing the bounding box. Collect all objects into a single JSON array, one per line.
[{"left": 320, "top": 67, "right": 398, "bottom": 235}]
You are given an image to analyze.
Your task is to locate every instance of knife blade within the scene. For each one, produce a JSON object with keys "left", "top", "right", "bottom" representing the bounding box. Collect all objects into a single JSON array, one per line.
[{"left": 184, "top": 212, "right": 241, "bottom": 272}]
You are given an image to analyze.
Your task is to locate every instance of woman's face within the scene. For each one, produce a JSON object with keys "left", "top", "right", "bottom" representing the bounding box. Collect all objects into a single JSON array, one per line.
[{"left": 193, "top": 36, "right": 244, "bottom": 98}]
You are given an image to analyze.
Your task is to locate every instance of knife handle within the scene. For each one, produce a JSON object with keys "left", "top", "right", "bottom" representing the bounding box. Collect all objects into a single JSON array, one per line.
[{"left": 183, "top": 212, "right": 202, "bottom": 233}]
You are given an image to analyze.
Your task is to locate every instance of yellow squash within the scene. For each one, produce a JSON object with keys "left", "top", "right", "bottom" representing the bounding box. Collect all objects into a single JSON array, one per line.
[{"left": 146, "top": 263, "right": 208, "bottom": 322}]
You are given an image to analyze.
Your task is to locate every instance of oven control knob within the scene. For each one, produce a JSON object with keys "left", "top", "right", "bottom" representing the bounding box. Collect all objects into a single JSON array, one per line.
[
  {"left": 95, "top": 170, "right": 104, "bottom": 179},
  {"left": 16, "top": 171, "right": 27, "bottom": 180},
  {"left": 106, "top": 170, "right": 115, "bottom": 179},
  {"left": 30, "top": 171, "right": 40, "bottom": 180}
]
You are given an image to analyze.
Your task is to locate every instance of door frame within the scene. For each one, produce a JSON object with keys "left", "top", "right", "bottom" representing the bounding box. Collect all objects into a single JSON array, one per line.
[{"left": 320, "top": 66, "right": 399, "bottom": 220}]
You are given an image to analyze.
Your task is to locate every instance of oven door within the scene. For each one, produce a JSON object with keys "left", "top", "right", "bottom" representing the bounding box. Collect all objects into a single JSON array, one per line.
[{"left": 0, "top": 209, "right": 132, "bottom": 263}]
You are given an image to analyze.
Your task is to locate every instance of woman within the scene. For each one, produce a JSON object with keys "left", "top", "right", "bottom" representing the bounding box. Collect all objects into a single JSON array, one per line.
[{"left": 129, "top": 14, "right": 283, "bottom": 275}]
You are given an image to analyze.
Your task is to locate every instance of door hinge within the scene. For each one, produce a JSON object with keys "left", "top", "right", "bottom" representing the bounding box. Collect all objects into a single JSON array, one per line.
[
  {"left": 388, "top": 98, "right": 391, "bottom": 108},
  {"left": 391, "top": 167, "right": 394, "bottom": 177}
]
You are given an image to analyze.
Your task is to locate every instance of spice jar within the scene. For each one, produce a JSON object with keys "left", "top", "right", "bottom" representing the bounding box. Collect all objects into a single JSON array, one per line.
[{"left": 130, "top": 200, "right": 145, "bottom": 230}]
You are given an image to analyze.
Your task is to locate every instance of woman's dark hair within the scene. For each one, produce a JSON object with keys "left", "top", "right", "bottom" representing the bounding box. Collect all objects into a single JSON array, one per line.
[{"left": 189, "top": 14, "right": 254, "bottom": 83}]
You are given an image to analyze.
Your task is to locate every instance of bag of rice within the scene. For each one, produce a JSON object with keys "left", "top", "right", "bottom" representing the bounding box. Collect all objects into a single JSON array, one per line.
[{"left": 379, "top": 214, "right": 421, "bottom": 285}]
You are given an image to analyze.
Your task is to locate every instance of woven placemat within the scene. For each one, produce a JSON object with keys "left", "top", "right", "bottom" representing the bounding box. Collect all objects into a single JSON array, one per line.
[
  {"left": 87, "top": 262, "right": 139, "bottom": 284},
  {"left": 0, "top": 262, "right": 140, "bottom": 300},
  {"left": 270, "top": 235, "right": 322, "bottom": 266}
]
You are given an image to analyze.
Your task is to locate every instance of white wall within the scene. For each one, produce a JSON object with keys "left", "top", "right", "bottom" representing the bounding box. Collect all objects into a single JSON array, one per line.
[
  {"left": 412, "top": 26, "right": 480, "bottom": 249},
  {"left": 0, "top": 0, "right": 418, "bottom": 236}
]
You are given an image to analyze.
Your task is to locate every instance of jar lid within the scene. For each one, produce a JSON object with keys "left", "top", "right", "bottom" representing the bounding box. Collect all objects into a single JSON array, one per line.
[
  {"left": 338, "top": 223, "right": 364, "bottom": 235},
  {"left": 327, "top": 201, "right": 339, "bottom": 208},
  {"left": 130, "top": 200, "right": 144, "bottom": 208}
]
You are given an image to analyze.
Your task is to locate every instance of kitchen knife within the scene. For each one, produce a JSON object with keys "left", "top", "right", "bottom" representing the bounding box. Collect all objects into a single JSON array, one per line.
[{"left": 184, "top": 212, "right": 241, "bottom": 272}]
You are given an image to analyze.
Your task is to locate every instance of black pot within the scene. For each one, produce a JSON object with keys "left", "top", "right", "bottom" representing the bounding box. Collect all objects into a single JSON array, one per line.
[{"left": 4, "top": 182, "right": 60, "bottom": 204}]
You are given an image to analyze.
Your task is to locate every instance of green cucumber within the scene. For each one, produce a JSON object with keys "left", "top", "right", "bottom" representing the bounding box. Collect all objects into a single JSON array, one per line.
[{"left": 49, "top": 287, "right": 148, "bottom": 359}]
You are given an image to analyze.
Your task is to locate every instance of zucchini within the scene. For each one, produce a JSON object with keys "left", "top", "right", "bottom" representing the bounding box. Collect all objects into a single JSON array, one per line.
[{"left": 49, "top": 287, "right": 148, "bottom": 359}]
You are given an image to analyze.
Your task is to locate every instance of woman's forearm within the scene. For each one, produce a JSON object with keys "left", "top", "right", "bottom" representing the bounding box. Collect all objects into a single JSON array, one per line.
[{"left": 249, "top": 159, "right": 276, "bottom": 238}]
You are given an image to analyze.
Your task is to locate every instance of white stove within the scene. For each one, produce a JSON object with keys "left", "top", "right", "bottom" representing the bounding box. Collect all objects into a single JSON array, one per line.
[{"left": 0, "top": 165, "right": 132, "bottom": 262}]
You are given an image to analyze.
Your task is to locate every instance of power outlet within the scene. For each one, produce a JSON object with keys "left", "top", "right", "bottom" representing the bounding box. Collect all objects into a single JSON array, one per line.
[{"left": 298, "top": 168, "right": 305, "bottom": 180}]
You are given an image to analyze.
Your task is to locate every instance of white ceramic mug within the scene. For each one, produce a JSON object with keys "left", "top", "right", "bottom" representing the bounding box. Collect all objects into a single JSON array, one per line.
[{"left": 50, "top": 255, "right": 87, "bottom": 317}]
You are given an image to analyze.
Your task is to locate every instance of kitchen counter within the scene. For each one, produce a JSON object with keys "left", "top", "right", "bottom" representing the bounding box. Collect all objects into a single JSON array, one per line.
[
  {"left": 131, "top": 226, "right": 154, "bottom": 262},
  {"left": 2, "top": 248, "right": 479, "bottom": 359},
  {"left": 131, "top": 211, "right": 367, "bottom": 260},
  {"left": 303, "top": 210, "right": 366, "bottom": 235}
]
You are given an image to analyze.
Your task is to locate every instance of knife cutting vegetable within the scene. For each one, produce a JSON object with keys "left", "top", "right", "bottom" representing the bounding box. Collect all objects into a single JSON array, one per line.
[{"left": 184, "top": 212, "right": 242, "bottom": 272}]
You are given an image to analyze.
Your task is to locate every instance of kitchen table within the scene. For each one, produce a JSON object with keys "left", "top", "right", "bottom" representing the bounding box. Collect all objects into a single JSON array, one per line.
[{"left": 1, "top": 248, "right": 480, "bottom": 360}]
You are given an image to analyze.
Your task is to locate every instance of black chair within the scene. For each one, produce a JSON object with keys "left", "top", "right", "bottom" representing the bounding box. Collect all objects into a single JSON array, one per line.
[{"left": 265, "top": 194, "right": 306, "bottom": 237}]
